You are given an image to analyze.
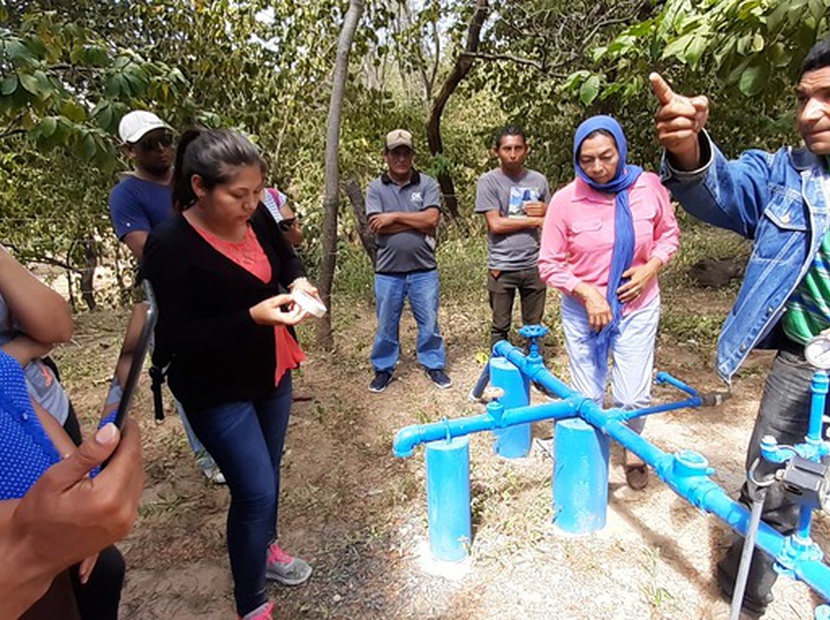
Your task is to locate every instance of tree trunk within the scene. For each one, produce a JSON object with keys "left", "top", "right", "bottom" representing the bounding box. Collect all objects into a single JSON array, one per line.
[
  {"left": 425, "top": 0, "right": 488, "bottom": 223},
  {"left": 343, "top": 179, "right": 376, "bottom": 264},
  {"left": 316, "top": 0, "right": 365, "bottom": 350},
  {"left": 64, "top": 246, "right": 76, "bottom": 312},
  {"left": 79, "top": 238, "right": 98, "bottom": 311}
]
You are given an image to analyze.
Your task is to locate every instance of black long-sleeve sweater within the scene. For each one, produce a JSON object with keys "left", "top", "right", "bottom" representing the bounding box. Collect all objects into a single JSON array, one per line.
[{"left": 142, "top": 206, "right": 306, "bottom": 413}]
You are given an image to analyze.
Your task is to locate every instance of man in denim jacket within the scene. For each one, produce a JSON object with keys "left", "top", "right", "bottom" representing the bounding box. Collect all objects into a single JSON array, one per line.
[{"left": 653, "top": 38, "right": 830, "bottom": 617}]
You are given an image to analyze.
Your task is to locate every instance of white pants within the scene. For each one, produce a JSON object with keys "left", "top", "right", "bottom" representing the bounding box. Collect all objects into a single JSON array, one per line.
[{"left": 560, "top": 294, "right": 661, "bottom": 434}]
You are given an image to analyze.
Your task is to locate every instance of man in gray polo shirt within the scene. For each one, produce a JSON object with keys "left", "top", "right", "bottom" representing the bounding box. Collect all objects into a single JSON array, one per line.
[
  {"left": 365, "top": 129, "right": 451, "bottom": 393},
  {"left": 475, "top": 125, "right": 550, "bottom": 349}
]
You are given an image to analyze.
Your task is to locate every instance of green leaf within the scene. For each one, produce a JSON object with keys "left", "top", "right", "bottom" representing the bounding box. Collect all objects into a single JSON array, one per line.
[
  {"left": 82, "top": 132, "right": 97, "bottom": 160},
  {"left": 6, "top": 39, "right": 32, "bottom": 62},
  {"left": 808, "top": 0, "right": 825, "bottom": 20},
  {"left": 33, "top": 70, "right": 53, "bottom": 98},
  {"left": 61, "top": 100, "right": 87, "bottom": 122},
  {"left": 579, "top": 74, "right": 600, "bottom": 105},
  {"left": 787, "top": 0, "right": 808, "bottom": 26},
  {"left": 53, "top": 116, "right": 72, "bottom": 144},
  {"left": 766, "top": 2, "right": 788, "bottom": 32},
  {"left": 684, "top": 36, "right": 708, "bottom": 68},
  {"left": 26, "top": 35, "right": 47, "bottom": 60},
  {"left": 561, "top": 70, "right": 590, "bottom": 92},
  {"left": 104, "top": 74, "right": 129, "bottom": 97},
  {"left": 18, "top": 72, "right": 39, "bottom": 95},
  {"left": 0, "top": 75, "right": 18, "bottom": 96},
  {"left": 750, "top": 33, "right": 764, "bottom": 53},
  {"left": 769, "top": 42, "right": 791, "bottom": 68},
  {"left": 662, "top": 33, "right": 694, "bottom": 61},
  {"left": 82, "top": 45, "right": 111, "bottom": 67},
  {"left": 739, "top": 59, "right": 771, "bottom": 96},
  {"left": 40, "top": 116, "right": 57, "bottom": 138},
  {"left": 91, "top": 102, "right": 113, "bottom": 131}
]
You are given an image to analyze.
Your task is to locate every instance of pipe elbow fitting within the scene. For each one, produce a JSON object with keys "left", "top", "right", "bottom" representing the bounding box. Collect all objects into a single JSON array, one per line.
[{"left": 392, "top": 426, "right": 422, "bottom": 458}]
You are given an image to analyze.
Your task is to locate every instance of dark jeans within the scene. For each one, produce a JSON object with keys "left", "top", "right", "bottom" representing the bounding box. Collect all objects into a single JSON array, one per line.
[
  {"left": 717, "top": 349, "right": 822, "bottom": 614},
  {"left": 487, "top": 268, "right": 547, "bottom": 349},
  {"left": 70, "top": 545, "right": 125, "bottom": 620},
  {"left": 187, "top": 374, "right": 293, "bottom": 617},
  {"left": 22, "top": 570, "right": 80, "bottom": 620}
]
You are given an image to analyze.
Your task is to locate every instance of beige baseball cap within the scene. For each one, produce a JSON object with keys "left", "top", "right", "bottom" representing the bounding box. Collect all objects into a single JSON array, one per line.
[
  {"left": 118, "top": 110, "right": 170, "bottom": 144},
  {"left": 385, "top": 129, "right": 413, "bottom": 150}
]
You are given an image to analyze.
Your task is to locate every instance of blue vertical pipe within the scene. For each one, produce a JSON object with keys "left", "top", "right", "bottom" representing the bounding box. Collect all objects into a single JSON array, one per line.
[
  {"left": 809, "top": 371, "right": 828, "bottom": 443},
  {"left": 489, "top": 357, "right": 531, "bottom": 458},
  {"left": 798, "top": 505, "right": 814, "bottom": 543},
  {"left": 553, "top": 417, "right": 610, "bottom": 533},
  {"left": 426, "top": 436, "right": 471, "bottom": 562}
]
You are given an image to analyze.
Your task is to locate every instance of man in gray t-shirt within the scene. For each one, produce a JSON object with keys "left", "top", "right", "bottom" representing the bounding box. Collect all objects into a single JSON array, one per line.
[
  {"left": 475, "top": 125, "right": 550, "bottom": 348},
  {"left": 365, "top": 129, "right": 450, "bottom": 393}
]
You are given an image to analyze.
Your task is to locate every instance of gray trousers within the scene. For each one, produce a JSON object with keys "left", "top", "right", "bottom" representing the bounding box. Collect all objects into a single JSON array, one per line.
[
  {"left": 717, "top": 348, "right": 823, "bottom": 614},
  {"left": 487, "top": 267, "right": 546, "bottom": 349}
]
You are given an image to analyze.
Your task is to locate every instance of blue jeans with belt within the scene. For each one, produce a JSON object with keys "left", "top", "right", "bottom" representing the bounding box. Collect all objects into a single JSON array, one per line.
[
  {"left": 371, "top": 269, "right": 446, "bottom": 372},
  {"left": 186, "top": 374, "right": 292, "bottom": 616}
]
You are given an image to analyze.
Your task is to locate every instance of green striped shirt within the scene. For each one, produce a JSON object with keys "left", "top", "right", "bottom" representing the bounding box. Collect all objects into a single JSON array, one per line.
[{"left": 783, "top": 229, "right": 830, "bottom": 344}]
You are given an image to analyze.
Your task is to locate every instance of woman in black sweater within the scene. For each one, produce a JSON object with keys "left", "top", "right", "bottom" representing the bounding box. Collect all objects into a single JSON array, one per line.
[{"left": 143, "top": 129, "right": 316, "bottom": 620}]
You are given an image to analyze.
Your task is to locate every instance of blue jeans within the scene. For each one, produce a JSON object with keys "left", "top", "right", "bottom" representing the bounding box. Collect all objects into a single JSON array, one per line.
[
  {"left": 175, "top": 399, "right": 218, "bottom": 473},
  {"left": 187, "top": 374, "right": 293, "bottom": 616},
  {"left": 371, "top": 269, "right": 446, "bottom": 372}
]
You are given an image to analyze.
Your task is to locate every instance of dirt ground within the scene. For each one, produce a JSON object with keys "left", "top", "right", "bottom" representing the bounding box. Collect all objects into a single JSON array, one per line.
[{"left": 53, "top": 288, "right": 828, "bottom": 620}]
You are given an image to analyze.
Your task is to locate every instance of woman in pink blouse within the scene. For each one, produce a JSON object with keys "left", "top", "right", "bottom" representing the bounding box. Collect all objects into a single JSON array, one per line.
[{"left": 538, "top": 115, "right": 679, "bottom": 490}]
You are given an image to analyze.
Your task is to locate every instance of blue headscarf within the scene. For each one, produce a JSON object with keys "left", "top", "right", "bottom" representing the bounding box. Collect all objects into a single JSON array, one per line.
[{"left": 573, "top": 115, "right": 642, "bottom": 363}]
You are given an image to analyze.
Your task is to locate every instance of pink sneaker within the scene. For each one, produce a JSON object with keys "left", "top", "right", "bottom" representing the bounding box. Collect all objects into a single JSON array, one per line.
[
  {"left": 239, "top": 601, "right": 274, "bottom": 620},
  {"left": 266, "top": 543, "right": 312, "bottom": 585}
]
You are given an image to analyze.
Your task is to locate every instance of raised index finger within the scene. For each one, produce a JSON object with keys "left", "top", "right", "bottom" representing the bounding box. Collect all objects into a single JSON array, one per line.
[{"left": 649, "top": 72, "right": 674, "bottom": 106}]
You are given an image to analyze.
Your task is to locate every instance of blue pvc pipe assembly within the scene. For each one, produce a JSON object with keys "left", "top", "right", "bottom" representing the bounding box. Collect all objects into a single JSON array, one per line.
[{"left": 391, "top": 327, "right": 830, "bottom": 609}]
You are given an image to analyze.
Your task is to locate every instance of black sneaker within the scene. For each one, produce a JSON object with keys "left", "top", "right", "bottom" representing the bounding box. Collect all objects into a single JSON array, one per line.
[
  {"left": 426, "top": 368, "right": 452, "bottom": 389},
  {"left": 369, "top": 371, "right": 393, "bottom": 393}
]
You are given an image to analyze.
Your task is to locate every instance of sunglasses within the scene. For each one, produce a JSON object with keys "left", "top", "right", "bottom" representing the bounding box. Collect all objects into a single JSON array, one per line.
[{"left": 135, "top": 132, "right": 174, "bottom": 152}]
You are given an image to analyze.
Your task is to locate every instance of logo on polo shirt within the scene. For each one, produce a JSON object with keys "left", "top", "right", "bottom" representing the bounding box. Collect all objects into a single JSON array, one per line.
[{"left": 411, "top": 192, "right": 422, "bottom": 202}]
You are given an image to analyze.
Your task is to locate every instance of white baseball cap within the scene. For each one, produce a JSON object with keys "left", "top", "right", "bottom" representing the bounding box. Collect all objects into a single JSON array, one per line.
[{"left": 118, "top": 110, "right": 170, "bottom": 144}]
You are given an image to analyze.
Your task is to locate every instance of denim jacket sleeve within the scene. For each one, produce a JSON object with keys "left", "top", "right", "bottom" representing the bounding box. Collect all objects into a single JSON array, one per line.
[{"left": 660, "top": 131, "right": 777, "bottom": 240}]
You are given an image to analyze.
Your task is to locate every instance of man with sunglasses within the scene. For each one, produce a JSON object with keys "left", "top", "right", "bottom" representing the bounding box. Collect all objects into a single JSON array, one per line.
[
  {"left": 109, "top": 111, "right": 175, "bottom": 260},
  {"left": 108, "top": 110, "right": 225, "bottom": 486}
]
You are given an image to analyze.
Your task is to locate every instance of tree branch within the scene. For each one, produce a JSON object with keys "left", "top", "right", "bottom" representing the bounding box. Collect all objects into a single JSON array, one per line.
[{"left": 460, "top": 51, "right": 542, "bottom": 70}]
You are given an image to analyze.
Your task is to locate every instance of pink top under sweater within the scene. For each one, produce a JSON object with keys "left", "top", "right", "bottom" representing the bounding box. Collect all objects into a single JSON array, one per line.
[
  {"left": 193, "top": 223, "right": 306, "bottom": 385},
  {"left": 538, "top": 171, "right": 679, "bottom": 315}
]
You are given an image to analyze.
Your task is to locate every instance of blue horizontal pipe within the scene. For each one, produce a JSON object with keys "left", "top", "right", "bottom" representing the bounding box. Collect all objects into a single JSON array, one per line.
[
  {"left": 616, "top": 397, "right": 703, "bottom": 420},
  {"left": 392, "top": 400, "right": 579, "bottom": 458},
  {"left": 655, "top": 371, "right": 700, "bottom": 397}
]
